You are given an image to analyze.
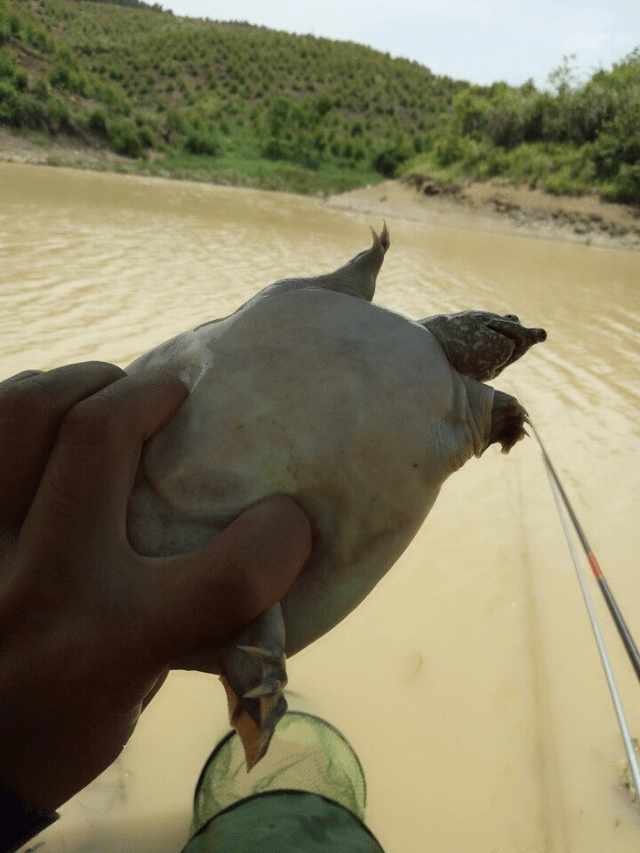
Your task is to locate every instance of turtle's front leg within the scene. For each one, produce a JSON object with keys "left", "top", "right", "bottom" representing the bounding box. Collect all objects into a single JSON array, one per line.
[
  {"left": 216, "top": 603, "right": 288, "bottom": 770},
  {"left": 487, "top": 389, "right": 528, "bottom": 453}
]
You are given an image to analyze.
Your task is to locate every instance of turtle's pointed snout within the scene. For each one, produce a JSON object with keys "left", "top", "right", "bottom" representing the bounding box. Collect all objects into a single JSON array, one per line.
[{"left": 531, "top": 327, "right": 547, "bottom": 343}]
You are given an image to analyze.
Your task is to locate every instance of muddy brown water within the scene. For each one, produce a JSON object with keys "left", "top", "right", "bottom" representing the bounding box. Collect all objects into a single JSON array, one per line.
[{"left": 2, "top": 162, "right": 639, "bottom": 852}]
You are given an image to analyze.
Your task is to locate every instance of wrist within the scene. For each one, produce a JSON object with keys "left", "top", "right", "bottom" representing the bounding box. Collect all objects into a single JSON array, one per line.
[
  {"left": 0, "top": 777, "right": 58, "bottom": 853},
  {"left": 0, "top": 676, "right": 88, "bottom": 813}
]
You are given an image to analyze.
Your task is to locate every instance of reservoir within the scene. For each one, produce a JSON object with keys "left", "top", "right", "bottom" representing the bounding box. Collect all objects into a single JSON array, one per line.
[{"left": 1, "top": 162, "right": 639, "bottom": 852}]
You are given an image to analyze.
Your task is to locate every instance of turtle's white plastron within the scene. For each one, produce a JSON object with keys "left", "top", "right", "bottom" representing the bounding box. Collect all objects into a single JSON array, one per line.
[{"left": 126, "top": 225, "right": 546, "bottom": 769}]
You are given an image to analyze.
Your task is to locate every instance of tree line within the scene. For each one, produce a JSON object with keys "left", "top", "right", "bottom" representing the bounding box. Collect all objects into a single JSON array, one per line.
[{"left": 1, "top": 0, "right": 638, "bottom": 201}]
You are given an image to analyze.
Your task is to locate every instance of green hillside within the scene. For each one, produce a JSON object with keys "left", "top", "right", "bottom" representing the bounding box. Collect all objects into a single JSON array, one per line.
[
  {"left": 401, "top": 52, "right": 640, "bottom": 204},
  {"left": 1, "top": 0, "right": 638, "bottom": 202}
]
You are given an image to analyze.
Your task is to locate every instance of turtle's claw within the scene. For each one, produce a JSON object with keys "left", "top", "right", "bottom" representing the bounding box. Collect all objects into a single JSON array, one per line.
[
  {"left": 220, "top": 670, "right": 287, "bottom": 770},
  {"left": 487, "top": 389, "right": 528, "bottom": 453},
  {"left": 243, "top": 680, "right": 285, "bottom": 699},
  {"left": 237, "top": 644, "right": 279, "bottom": 662}
]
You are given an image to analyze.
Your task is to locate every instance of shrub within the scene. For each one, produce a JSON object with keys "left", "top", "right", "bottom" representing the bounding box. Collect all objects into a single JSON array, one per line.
[
  {"left": 19, "top": 93, "right": 47, "bottom": 129},
  {"left": 263, "top": 136, "right": 287, "bottom": 160},
  {"left": 0, "top": 79, "right": 20, "bottom": 126},
  {"left": 183, "top": 127, "right": 221, "bottom": 156},
  {"left": 267, "top": 95, "right": 294, "bottom": 137},
  {"left": 31, "top": 76, "right": 50, "bottom": 100},
  {"left": 592, "top": 132, "right": 622, "bottom": 179},
  {"left": 88, "top": 107, "right": 109, "bottom": 137},
  {"left": 0, "top": 46, "right": 16, "bottom": 78},
  {"left": 433, "top": 133, "right": 473, "bottom": 167},
  {"left": 313, "top": 92, "right": 332, "bottom": 118},
  {"left": 167, "top": 109, "right": 187, "bottom": 134},
  {"left": 110, "top": 118, "right": 142, "bottom": 157},
  {"left": 137, "top": 124, "right": 155, "bottom": 148},
  {"left": 451, "top": 87, "right": 490, "bottom": 138},
  {"left": 0, "top": 19, "right": 10, "bottom": 47},
  {"left": 373, "top": 141, "right": 412, "bottom": 177},
  {"left": 45, "top": 96, "right": 72, "bottom": 134},
  {"left": 49, "top": 62, "right": 88, "bottom": 96},
  {"left": 612, "top": 163, "right": 640, "bottom": 204}
]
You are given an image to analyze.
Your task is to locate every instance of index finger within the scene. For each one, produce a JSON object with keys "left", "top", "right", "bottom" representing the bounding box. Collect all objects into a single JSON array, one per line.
[
  {"left": 0, "top": 362, "right": 124, "bottom": 529},
  {"left": 22, "top": 371, "right": 189, "bottom": 557}
]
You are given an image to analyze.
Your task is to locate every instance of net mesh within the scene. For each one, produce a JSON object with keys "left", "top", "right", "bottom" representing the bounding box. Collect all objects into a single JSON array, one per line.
[{"left": 191, "top": 711, "right": 367, "bottom": 837}]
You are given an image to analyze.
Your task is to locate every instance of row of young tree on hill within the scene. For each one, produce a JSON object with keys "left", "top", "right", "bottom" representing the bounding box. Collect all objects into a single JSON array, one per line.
[{"left": 1, "top": 0, "right": 638, "bottom": 202}]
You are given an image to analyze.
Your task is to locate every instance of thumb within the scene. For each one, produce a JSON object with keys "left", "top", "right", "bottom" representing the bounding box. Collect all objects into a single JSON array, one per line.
[{"left": 141, "top": 495, "right": 312, "bottom": 665}]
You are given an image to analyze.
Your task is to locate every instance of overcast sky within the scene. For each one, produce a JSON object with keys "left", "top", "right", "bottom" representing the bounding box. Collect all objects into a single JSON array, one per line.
[{"left": 162, "top": 0, "right": 639, "bottom": 89}]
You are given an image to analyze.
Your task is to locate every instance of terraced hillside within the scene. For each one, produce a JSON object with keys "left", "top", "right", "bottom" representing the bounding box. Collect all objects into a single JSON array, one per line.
[{"left": 1, "top": 0, "right": 638, "bottom": 201}]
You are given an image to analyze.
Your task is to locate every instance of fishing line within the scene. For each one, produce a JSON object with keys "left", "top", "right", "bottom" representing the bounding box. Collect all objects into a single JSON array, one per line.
[
  {"left": 531, "top": 422, "right": 640, "bottom": 799},
  {"left": 530, "top": 422, "right": 640, "bottom": 684},
  {"left": 545, "top": 467, "right": 640, "bottom": 799}
]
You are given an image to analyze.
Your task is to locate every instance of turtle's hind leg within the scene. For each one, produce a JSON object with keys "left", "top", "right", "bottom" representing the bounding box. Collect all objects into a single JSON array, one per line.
[{"left": 217, "top": 604, "right": 288, "bottom": 770}]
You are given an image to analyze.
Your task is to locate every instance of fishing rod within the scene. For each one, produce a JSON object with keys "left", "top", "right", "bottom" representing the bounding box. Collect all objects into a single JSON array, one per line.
[
  {"left": 543, "top": 460, "right": 640, "bottom": 799},
  {"left": 529, "top": 421, "right": 640, "bottom": 685},
  {"left": 530, "top": 421, "right": 640, "bottom": 799}
]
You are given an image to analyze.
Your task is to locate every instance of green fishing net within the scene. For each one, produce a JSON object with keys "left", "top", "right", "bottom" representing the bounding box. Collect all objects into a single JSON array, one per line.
[{"left": 184, "top": 711, "right": 384, "bottom": 852}]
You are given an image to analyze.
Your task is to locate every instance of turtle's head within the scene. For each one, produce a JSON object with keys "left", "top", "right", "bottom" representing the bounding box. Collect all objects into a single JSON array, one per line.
[
  {"left": 419, "top": 310, "right": 547, "bottom": 381},
  {"left": 320, "top": 222, "right": 390, "bottom": 301}
]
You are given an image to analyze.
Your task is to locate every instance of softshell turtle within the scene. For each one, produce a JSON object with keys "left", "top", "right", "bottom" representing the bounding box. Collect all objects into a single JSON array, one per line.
[{"left": 126, "top": 225, "right": 546, "bottom": 769}]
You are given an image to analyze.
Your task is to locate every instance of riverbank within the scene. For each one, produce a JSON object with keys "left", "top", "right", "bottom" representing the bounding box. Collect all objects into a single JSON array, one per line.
[
  {"left": 326, "top": 174, "right": 640, "bottom": 251},
  {"left": 3, "top": 127, "right": 639, "bottom": 251},
  {"left": 0, "top": 126, "right": 132, "bottom": 168}
]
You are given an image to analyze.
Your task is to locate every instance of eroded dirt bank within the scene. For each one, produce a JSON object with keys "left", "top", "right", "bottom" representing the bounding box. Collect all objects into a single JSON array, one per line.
[{"left": 326, "top": 174, "right": 640, "bottom": 251}]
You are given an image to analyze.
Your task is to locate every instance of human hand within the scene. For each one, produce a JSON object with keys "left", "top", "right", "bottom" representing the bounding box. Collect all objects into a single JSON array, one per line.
[{"left": 0, "top": 363, "right": 311, "bottom": 812}]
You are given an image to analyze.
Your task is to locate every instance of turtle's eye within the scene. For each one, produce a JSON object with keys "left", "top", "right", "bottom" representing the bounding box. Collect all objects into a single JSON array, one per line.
[{"left": 503, "top": 314, "right": 520, "bottom": 323}]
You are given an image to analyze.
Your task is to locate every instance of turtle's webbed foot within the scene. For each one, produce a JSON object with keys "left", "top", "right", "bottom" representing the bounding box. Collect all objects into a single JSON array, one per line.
[
  {"left": 216, "top": 604, "right": 288, "bottom": 771},
  {"left": 488, "top": 389, "right": 528, "bottom": 453},
  {"left": 220, "top": 645, "right": 287, "bottom": 771}
]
